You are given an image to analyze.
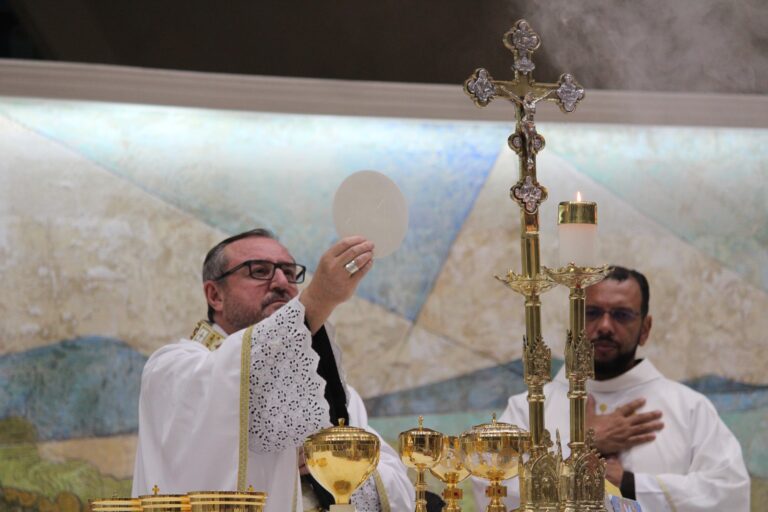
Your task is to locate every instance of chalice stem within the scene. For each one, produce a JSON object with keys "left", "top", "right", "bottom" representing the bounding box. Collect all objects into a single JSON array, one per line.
[
  {"left": 442, "top": 483, "right": 463, "bottom": 512},
  {"left": 486, "top": 482, "right": 507, "bottom": 512},
  {"left": 415, "top": 469, "right": 428, "bottom": 512}
]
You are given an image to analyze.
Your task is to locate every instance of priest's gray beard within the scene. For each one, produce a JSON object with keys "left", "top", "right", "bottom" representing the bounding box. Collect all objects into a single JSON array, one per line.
[
  {"left": 593, "top": 331, "right": 642, "bottom": 381},
  {"left": 222, "top": 288, "right": 294, "bottom": 331}
]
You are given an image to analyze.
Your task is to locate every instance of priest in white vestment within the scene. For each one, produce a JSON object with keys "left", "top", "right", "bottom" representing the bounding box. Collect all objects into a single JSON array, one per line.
[
  {"left": 132, "top": 229, "right": 414, "bottom": 512},
  {"left": 474, "top": 266, "right": 750, "bottom": 512}
]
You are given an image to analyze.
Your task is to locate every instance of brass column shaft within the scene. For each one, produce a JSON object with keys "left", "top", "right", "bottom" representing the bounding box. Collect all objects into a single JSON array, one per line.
[
  {"left": 569, "top": 381, "right": 587, "bottom": 444},
  {"left": 521, "top": 229, "right": 541, "bottom": 277},
  {"left": 525, "top": 293, "right": 544, "bottom": 448},
  {"left": 522, "top": 222, "right": 545, "bottom": 449},
  {"left": 568, "top": 286, "right": 587, "bottom": 445},
  {"left": 568, "top": 287, "right": 586, "bottom": 340}
]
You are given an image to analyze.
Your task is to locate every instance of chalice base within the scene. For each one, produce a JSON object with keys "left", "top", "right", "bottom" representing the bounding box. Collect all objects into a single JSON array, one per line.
[{"left": 330, "top": 505, "right": 356, "bottom": 512}]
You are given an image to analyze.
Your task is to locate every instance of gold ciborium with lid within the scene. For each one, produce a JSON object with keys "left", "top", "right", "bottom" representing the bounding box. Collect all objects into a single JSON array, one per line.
[
  {"left": 461, "top": 415, "right": 530, "bottom": 512},
  {"left": 398, "top": 416, "right": 443, "bottom": 512},
  {"left": 429, "top": 435, "right": 470, "bottom": 512},
  {"left": 139, "top": 486, "right": 190, "bottom": 512},
  {"left": 89, "top": 497, "right": 141, "bottom": 512},
  {"left": 303, "top": 418, "right": 380, "bottom": 512},
  {"left": 187, "top": 490, "right": 266, "bottom": 512}
]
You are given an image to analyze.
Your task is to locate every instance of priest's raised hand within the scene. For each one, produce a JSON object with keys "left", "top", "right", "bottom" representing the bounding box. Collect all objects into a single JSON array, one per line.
[{"left": 300, "top": 235, "right": 375, "bottom": 334}]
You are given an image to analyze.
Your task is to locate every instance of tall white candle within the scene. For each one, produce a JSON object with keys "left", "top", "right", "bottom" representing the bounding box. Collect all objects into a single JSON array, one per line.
[{"left": 558, "top": 192, "right": 598, "bottom": 267}]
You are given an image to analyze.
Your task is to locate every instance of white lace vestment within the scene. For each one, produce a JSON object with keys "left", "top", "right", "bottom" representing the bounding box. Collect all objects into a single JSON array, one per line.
[{"left": 132, "top": 296, "right": 413, "bottom": 512}]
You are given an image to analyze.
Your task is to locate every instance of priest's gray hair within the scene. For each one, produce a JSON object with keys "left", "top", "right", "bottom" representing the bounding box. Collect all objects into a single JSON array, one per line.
[{"left": 202, "top": 228, "right": 278, "bottom": 322}]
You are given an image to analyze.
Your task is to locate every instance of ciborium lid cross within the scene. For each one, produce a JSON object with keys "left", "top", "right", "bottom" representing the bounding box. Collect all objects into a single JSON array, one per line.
[{"left": 464, "top": 19, "right": 584, "bottom": 216}]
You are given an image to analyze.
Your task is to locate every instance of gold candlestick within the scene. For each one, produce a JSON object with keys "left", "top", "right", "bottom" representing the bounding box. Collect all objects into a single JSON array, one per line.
[
  {"left": 430, "top": 436, "right": 470, "bottom": 512},
  {"left": 545, "top": 263, "right": 610, "bottom": 511},
  {"left": 399, "top": 416, "right": 444, "bottom": 512}
]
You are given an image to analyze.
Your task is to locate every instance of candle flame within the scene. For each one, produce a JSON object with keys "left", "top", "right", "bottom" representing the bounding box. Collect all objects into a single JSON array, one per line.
[{"left": 576, "top": 191, "right": 582, "bottom": 202}]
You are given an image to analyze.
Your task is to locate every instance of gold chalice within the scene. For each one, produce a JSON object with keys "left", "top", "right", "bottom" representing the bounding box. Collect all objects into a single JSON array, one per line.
[
  {"left": 398, "top": 416, "right": 444, "bottom": 512},
  {"left": 303, "top": 419, "right": 380, "bottom": 512},
  {"left": 461, "top": 415, "right": 530, "bottom": 512},
  {"left": 429, "top": 436, "right": 470, "bottom": 512}
]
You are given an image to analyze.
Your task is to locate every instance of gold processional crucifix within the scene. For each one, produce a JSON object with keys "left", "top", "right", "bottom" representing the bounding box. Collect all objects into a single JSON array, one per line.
[{"left": 463, "top": 19, "right": 591, "bottom": 512}]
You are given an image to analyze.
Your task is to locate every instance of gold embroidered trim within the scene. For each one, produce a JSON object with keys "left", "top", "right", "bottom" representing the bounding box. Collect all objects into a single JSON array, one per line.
[
  {"left": 237, "top": 326, "right": 254, "bottom": 491},
  {"left": 190, "top": 320, "right": 225, "bottom": 351},
  {"left": 655, "top": 475, "right": 678, "bottom": 512},
  {"left": 373, "top": 470, "right": 391, "bottom": 512}
]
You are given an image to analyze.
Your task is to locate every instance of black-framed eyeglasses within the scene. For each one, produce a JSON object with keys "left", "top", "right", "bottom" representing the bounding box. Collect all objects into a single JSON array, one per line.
[
  {"left": 215, "top": 259, "right": 306, "bottom": 283},
  {"left": 585, "top": 306, "right": 641, "bottom": 324}
]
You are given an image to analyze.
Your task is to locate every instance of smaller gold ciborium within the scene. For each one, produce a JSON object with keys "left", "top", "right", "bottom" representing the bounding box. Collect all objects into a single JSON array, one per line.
[
  {"left": 399, "top": 416, "right": 443, "bottom": 512},
  {"left": 139, "top": 487, "right": 190, "bottom": 512},
  {"left": 429, "top": 436, "right": 470, "bottom": 512},
  {"left": 304, "top": 418, "right": 381, "bottom": 512},
  {"left": 461, "top": 415, "right": 530, "bottom": 512},
  {"left": 188, "top": 490, "right": 267, "bottom": 512},
  {"left": 88, "top": 497, "right": 140, "bottom": 512}
]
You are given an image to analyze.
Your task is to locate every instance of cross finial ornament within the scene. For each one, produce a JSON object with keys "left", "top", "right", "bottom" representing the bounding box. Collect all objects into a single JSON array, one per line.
[{"left": 464, "top": 19, "right": 584, "bottom": 215}]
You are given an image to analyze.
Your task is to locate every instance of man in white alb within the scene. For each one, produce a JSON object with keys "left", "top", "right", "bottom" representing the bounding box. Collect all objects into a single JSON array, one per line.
[
  {"left": 132, "top": 229, "right": 414, "bottom": 512},
  {"left": 476, "top": 266, "right": 750, "bottom": 511}
]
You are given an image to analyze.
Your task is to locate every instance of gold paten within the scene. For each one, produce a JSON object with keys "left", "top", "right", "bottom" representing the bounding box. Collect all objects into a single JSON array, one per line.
[
  {"left": 187, "top": 491, "right": 266, "bottom": 512},
  {"left": 429, "top": 436, "right": 470, "bottom": 512},
  {"left": 460, "top": 415, "right": 530, "bottom": 512},
  {"left": 303, "top": 418, "right": 380, "bottom": 511},
  {"left": 398, "top": 416, "right": 444, "bottom": 512}
]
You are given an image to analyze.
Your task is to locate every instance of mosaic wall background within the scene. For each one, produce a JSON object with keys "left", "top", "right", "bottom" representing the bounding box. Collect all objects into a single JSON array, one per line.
[{"left": 1, "top": 97, "right": 766, "bottom": 510}]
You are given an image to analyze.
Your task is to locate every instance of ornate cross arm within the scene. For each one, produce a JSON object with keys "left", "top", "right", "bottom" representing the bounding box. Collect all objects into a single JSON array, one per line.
[
  {"left": 463, "top": 20, "right": 585, "bottom": 214},
  {"left": 463, "top": 19, "right": 585, "bottom": 114},
  {"left": 465, "top": 69, "right": 585, "bottom": 114}
]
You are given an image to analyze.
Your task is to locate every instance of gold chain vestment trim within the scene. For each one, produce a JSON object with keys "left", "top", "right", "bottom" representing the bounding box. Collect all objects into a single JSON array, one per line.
[
  {"left": 656, "top": 475, "right": 678, "bottom": 512},
  {"left": 237, "top": 326, "right": 254, "bottom": 491},
  {"left": 291, "top": 468, "right": 299, "bottom": 512},
  {"left": 373, "top": 470, "right": 391, "bottom": 512}
]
